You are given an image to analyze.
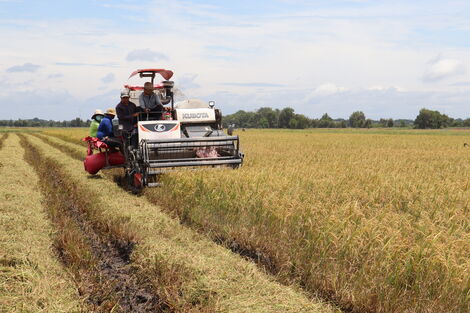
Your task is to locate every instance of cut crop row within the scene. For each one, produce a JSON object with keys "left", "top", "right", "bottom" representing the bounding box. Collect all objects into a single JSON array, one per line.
[
  {"left": 28, "top": 133, "right": 338, "bottom": 313},
  {"left": 0, "top": 132, "right": 8, "bottom": 149},
  {"left": 0, "top": 134, "right": 83, "bottom": 312},
  {"left": 20, "top": 134, "right": 165, "bottom": 312}
]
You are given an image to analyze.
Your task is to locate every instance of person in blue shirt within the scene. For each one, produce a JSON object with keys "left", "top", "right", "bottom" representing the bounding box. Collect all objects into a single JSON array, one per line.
[{"left": 97, "top": 108, "right": 120, "bottom": 147}]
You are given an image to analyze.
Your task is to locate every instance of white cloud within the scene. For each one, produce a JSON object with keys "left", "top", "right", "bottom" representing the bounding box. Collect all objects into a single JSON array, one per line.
[
  {"left": 423, "top": 56, "right": 466, "bottom": 82},
  {"left": 309, "top": 83, "right": 348, "bottom": 97},
  {"left": 126, "top": 49, "right": 169, "bottom": 62},
  {"left": 367, "top": 85, "right": 405, "bottom": 92},
  {"left": 6, "top": 63, "right": 41, "bottom": 73}
]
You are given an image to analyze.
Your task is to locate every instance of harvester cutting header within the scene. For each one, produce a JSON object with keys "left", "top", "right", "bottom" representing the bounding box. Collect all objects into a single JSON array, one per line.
[{"left": 83, "top": 68, "right": 244, "bottom": 190}]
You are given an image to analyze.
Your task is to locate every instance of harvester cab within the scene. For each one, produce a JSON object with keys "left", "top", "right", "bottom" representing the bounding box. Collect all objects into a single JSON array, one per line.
[{"left": 84, "top": 69, "right": 243, "bottom": 191}]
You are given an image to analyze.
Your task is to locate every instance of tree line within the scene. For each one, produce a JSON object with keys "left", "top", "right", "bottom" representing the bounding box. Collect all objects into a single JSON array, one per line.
[
  {"left": 222, "top": 107, "right": 414, "bottom": 129},
  {"left": 223, "top": 107, "right": 470, "bottom": 129},
  {"left": 1, "top": 107, "right": 467, "bottom": 129},
  {"left": 0, "top": 117, "right": 90, "bottom": 127}
]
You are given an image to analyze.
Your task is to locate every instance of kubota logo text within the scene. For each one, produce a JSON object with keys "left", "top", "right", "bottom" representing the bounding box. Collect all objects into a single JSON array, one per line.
[{"left": 182, "top": 112, "right": 209, "bottom": 119}]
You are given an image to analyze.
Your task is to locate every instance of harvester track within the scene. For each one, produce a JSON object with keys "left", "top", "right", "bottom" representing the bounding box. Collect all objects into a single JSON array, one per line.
[{"left": 19, "top": 134, "right": 165, "bottom": 313}]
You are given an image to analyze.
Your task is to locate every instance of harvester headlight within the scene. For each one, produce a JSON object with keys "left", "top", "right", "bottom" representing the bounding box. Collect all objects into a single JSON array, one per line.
[{"left": 209, "top": 100, "right": 215, "bottom": 108}]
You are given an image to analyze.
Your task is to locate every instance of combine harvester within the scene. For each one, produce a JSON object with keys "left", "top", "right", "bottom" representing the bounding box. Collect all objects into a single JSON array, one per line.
[{"left": 84, "top": 69, "right": 243, "bottom": 190}]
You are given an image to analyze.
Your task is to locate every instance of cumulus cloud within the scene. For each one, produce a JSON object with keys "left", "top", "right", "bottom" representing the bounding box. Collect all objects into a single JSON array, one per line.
[
  {"left": 6, "top": 63, "right": 40, "bottom": 73},
  {"left": 367, "top": 85, "right": 405, "bottom": 92},
  {"left": 101, "top": 73, "right": 115, "bottom": 84},
  {"left": 308, "top": 83, "right": 348, "bottom": 97},
  {"left": 423, "top": 56, "right": 466, "bottom": 82},
  {"left": 126, "top": 49, "right": 169, "bottom": 62}
]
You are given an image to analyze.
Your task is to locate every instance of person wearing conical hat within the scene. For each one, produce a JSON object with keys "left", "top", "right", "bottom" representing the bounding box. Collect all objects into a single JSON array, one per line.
[
  {"left": 97, "top": 108, "right": 120, "bottom": 147},
  {"left": 89, "top": 109, "right": 104, "bottom": 137}
]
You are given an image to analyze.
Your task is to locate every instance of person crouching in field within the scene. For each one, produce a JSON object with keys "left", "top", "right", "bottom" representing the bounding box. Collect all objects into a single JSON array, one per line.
[
  {"left": 97, "top": 108, "right": 120, "bottom": 148},
  {"left": 89, "top": 109, "right": 104, "bottom": 137}
]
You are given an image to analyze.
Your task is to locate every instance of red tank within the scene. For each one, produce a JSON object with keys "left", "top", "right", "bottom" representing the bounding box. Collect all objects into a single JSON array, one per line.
[{"left": 83, "top": 151, "right": 125, "bottom": 175}]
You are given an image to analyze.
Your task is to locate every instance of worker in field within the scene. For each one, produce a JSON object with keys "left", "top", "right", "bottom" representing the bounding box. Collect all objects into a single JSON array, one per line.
[
  {"left": 116, "top": 89, "right": 138, "bottom": 147},
  {"left": 89, "top": 109, "right": 104, "bottom": 137},
  {"left": 139, "top": 82, "right": 164, "bottom": 119},
  {"left": 97, "top": 108, "right": 120, "bottom": 147}
]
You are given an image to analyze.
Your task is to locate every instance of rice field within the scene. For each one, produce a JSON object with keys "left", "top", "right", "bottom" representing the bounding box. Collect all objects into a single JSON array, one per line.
[
  {"left": 2, "top": 127, "right": 469, "bottom": 313},
  {"left": 1, "top": 130, "right": 337, "bottom": 312}
]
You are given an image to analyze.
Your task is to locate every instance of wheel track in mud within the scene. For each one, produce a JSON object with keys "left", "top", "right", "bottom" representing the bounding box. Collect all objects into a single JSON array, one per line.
[{"left": 19, "top": 134, "right": 166, "bottom": 313}]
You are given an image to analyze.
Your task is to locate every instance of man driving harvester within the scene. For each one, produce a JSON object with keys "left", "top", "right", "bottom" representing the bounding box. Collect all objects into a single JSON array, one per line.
[{"left": 139, "top": 82, "right": 166, "bottom": 119}]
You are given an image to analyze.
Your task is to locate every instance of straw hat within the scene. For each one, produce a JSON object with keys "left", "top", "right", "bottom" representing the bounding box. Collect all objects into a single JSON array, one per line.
[
  {"left": 91, "top": 109, "right": 104, "bottom": 119},
  {"left": 105, "top": 108, "right": 116, "bottom": 116}
]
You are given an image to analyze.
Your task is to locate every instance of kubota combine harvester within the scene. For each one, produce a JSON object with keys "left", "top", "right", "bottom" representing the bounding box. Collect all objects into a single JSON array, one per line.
[{"left": 83, "top": 69, "right": 244, "bottom": 190}]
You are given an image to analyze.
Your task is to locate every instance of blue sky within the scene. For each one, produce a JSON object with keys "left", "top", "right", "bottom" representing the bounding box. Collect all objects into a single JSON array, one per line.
[{"left": 1, "top": 0, "right": 470, "bottom": 120}]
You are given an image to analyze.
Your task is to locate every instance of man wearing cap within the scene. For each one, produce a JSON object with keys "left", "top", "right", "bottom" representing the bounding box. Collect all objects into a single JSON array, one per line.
[
  {"left": 89, "top": 109, "right": 104, "bottom": 137},
  {"left": 116, "top": 89, "right": 138, "bottom": 132},
  {"left": 97, "top": 108, "right": 120, "bottom": 147}
]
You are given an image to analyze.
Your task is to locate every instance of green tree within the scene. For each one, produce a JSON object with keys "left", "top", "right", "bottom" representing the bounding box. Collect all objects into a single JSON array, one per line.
[
  {"left": 278, "top": 107, "right": 295, "bottom": 128},
  {"left": 288, "top": 118, "right": 298, "bottom": 129},
  {"left": 257, "top": 107, "right": 279, "bottom": 128},
  {"left": 349, "top": 111, "right": 366, "bottom": 128},
  {"left": 295, "top": 114, "right": 310, "bottom": 129},
  {"left": 414, "top": 108, "right": 451, "bottom": 129},
  {"left": 318, "top": 113, "right": 333, "bottom": 128}
]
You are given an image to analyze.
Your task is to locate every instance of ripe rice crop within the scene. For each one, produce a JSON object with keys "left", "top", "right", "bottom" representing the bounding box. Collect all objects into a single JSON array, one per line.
[
  {"left": 42, "top": 127, "right": 470, "bottom": 313},
  {"left": 29, "top": 132, "right": 336, "bottom": 313}
]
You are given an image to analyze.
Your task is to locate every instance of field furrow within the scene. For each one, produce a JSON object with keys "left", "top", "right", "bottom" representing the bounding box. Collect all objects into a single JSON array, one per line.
[
  {"left": 19, "top": 134, "right": 165, "bottom": 312},
  {"left": 24, "top": 133, "right": 338, "bottom": 313},
  {"left": 0, "top": 134, "right": 83, "bottom": 312},
  {"left": 0, "top": 132, "right": 8, "bottom": 149}
]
